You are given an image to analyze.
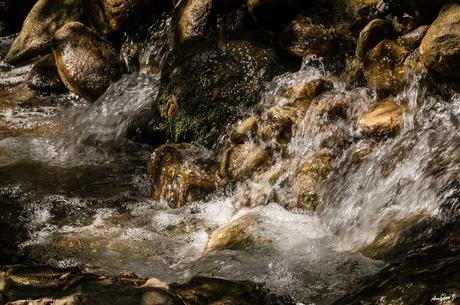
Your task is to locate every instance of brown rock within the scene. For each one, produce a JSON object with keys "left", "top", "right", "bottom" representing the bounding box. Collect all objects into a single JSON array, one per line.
[
  {"left": 356, "top": 19, "right": 394, "bottom": 58},
  {"left": 169, "top": 0, "right": 212, "bottom": 48},
  {"left": 220, "top": 142, "right": 271, "bottom": 180},
  {"left": 147, "top": 144, "right": 220, "bottom": 208},
  {"left": 398, "top": 25, "right": 429, "bottom": 50},
  {"left": 84, "top": 0, "right": 170, "bottom": 35},
  {"left": 280, "top": 16, "right": 337, "bottom": 59},
  {"left": 292, "top": 152, "right": 333, "bottom": 210},
  {"left": 205, "top": 214, "right": 266, "bottom": 252},
  {"left": 358, "top": 97, "right": 403, "bottom": 137},
  {"left": 364, "top": 40, "right": 409, "bottom": 95},
  {"left": 52, "top": 22, "right": 122, "bottom": 101},
  {"left": 258, "top": 105, "right": 302, "bottom": 145},
  {"left": 420, "top": 3, "right": 460, "bottom": 81},
  {"left": 231, "top": 116, "right": 258, "bottom": 144},
  {"left": 4, "top": 0, "right": 82, "bottom": 65}
]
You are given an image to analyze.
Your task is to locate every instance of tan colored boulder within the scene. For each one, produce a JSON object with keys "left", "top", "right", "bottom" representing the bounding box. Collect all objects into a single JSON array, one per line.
[
  {"left": 358, "top": 97, "right": 403, "bottom": 137},
  {"left": 364, "top": 40, "right": 409, "bottom": 95},
  {"left": 420, "top": 3, "right": 460, "bottom": 81},
  {"left": 280, "top": 16, "right": 337, "bottom": 59},
  {"left": 52, "top": 22, "right": 122, "bottom": 101},
  {"left": 147, "top": 144, "right": 220, "bottom": 208},
  {"left": 231, "top": 116, "right": 258, "bottom": 144},
  {"left": 4, "top": 0, "right": 82, "bottom": 65},
  {"left": 292, "top": 152, "right": 333, "bottom": 210},
  {"left": 283, "top": 78, "right": 334, "bottom": 103},
  {"left": 205, "top": 214, "right": 267, "bottom": 252},
  {"left": 356, "top": 19, "right": 394, "bottom": 58},
  {"left": 169, "top": 0, "right": 212, "bottom": 48},
  {"left": 220, "top": 142, "right": 271, "bottom": 180}
]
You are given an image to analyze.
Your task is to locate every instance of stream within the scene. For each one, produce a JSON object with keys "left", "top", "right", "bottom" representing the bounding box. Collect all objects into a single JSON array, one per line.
[{"left": 0, "top": 25, "right": 459, "bottom": 305}]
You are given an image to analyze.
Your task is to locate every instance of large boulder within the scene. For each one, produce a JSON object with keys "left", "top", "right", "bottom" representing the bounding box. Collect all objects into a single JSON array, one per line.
[
  {"left": 169, "top": 0, "right": 213, "bottom": 48},
  {"left": 420, "top": 3, "right": 460, "bottom": 81},
  {"left": 156, "top": 34, "right": 292, "bottom": 147},
  {"left": 84, "top": 0, "right": 171, "bottom": 36},
  {"left": 4, "top": 0, "right": 82, "bottom": 65},
  {"left": 52, "top": 22, "right": 122, "bottom": 101},
  {"left": 147, "top": 144, "right": 220, "bottom": 208}
]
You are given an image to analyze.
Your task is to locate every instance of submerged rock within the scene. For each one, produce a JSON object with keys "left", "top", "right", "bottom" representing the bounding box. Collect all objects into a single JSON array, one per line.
[
  {"left": 420, "top": 3, "right": 460, "bottom": 81},
  {"left": 0, "top": 265, "right": 294, "bottom": 305},
  {"left": 169, "top": 0, "right": 213, "bottom": 48},
  {"left": 4, "top": 0, "right": 82, "bottom": 65},
  {"left": 147, "top": 144, "right": 220, "bottom": 208},
  {"left": 26, "top": 54, "right": 66, "bottom": 92},
  {"left": 52, "top": 21, "right": 122, "bottom": 101},
  {"left": 358, "top": 97, "right": 403, "bottom": 138}
]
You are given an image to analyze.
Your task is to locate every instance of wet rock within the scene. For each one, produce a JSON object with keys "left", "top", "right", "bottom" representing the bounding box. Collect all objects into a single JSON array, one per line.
[
  {"left": 257, "top": 105, "right": 302, "bottom": 146},
  {"left": 333, "top": 0, "right": 378, "bottom": 33},
  {"left": 4, "top": 0, "right": 82, "bottom": 65},
  {"left": 220, "top": 142, "right": 271, "bottom": 180},
  {"left": 420, "top": 3, "right": 460, "bottom": 81},
  {"left": 360, "top": 213, "right": 440, "bottom": 261},
  {"left": 284, "top": 78, "right": 334, "bottom": 104},
  {"left": 85, "top": 0, "right": 170, "bottom": 35},
  {"left": 231, "top": 116, "right": 258, "bottom": 144},
  {"left": 157, "top": 35, "right": 291, "bottom": 147},
  {"left": 52, "top": 21, "right": 122, "bottom": 102},
  {"left": 26, "top": 54, "right": 66, "bottom": 92},
  {"left": 398, "top": 25, "right": 429, "bottom": 50},
  {"left": 172, "top": 276, "right": 295, "bottom": 305},
  {"left": 147, "top": 144, "right": 220, "bottom": 208},
  {"left": 169, "top": 0, "right": 213, "bottom": 48},
  {"left": 335, "top": 218, "right": 460, "bottom": 305},
  {"left": 1, "top": 265, "right": 294, "bottom": 305},
  {"left": 292, "top": 152, "right": 333, "bottom": 210},
  {"left": 355, "top": 19, "right": 394, "bottom": 58},
  {"left": 343, "top": 56, "right": 365, "bottom": 85},
  {"left": 358, "top": 97, "right": 403, "bottom": 138},
  {"left": 205, "top": 214, "right": 266, "bottom": 252},
  {"left": 280, "top": 16, "right": 337, "bottom": 59},
  {"left": 315, "top": 91, "right": 350, "bottom": 119},
  {"left": 364, "top": 40, "right": 409, "bottom": 96}
]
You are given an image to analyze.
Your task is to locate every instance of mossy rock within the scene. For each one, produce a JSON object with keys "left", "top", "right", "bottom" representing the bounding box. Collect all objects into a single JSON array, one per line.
[{"left": 155, "top": 33, "right": 295, "bottom": 147}]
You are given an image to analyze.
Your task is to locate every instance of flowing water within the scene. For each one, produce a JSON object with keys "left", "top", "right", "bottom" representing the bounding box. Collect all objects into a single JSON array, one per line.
[{"left": 0, "top": 28, "right": 459, "bottom": 305}]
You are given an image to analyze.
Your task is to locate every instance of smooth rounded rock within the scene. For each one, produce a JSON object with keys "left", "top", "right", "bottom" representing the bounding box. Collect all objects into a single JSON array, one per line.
[
  {"left": 26, "top": 54, "right": 66, "bottom": 92},
  {"left": 356, "top": 19, "right": 394, "bottom": 58},
  {"left": 52, "top": 21, "right": 122, "bottom": 101},
  {"left": 420, "top": 3, "right": 460, "bottom": 81},
  {"left": 4, "top": 0, "right": 82, "bottom": 65},
  {"left": 358, "top": 97, "right": 403, "bottom": 137}
]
